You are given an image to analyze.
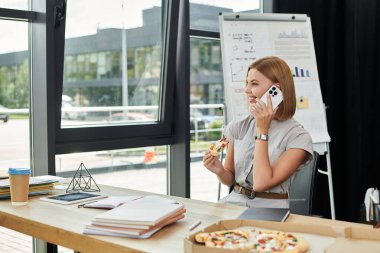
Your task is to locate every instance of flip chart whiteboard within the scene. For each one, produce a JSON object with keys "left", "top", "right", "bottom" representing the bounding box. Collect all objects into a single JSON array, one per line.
[{"left": 219, "top": 13, "right": 330, "bottom": 143}]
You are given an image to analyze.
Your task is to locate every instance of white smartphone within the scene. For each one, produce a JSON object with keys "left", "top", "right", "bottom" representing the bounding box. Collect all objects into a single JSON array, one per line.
[{"left": 260, "top": 85, "right": 283, "bottom": 110}]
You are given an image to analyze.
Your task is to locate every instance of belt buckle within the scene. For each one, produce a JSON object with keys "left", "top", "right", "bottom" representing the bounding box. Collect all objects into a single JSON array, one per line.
[
  {"left": 234, "top": 184, "right": 245, "bottom": 194},
  {"left": 248, "top": 190, "right": 256, "bottom": 199}
]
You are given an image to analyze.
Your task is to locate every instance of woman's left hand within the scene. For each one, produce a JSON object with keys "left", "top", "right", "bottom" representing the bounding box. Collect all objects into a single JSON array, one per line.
[{"left": 249, "top": 94, "right": 278, "bottom": 133}]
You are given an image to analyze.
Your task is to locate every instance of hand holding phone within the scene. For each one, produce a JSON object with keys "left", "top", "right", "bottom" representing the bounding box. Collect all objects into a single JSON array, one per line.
[{"left": 260, "top": 85, "right": 283, "bottom": 110}]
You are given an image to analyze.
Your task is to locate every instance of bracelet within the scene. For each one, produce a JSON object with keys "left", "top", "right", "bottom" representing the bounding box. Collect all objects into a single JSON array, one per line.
[{"left": 255, "top": 133, "right": 269, "bottom": 141}]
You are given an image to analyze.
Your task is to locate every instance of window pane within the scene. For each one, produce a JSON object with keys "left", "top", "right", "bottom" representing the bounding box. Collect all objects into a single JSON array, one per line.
[
  {"left": 0, "top": 20, "right": 29, "bottom": 173},
  {"left": 189, "top": 0, "right": 261, "bottom": 32},
  {"left": 189, "top": 37, "right": 230, "bottom": 201},
  {"left": 55, "top": 146, "right": 167, "bottom": 194},
  {"left": 0, "top": 0, "right": 28, "bottom": 10},
  {"left": 0, "top": 19, "right": 31, "bottom": 252},
  {"left": 62, "top": 0, "right": 162, "bottom": 128},
  {"left": 189, "top": 1, "right": 262, "bottom": 202},
  {"left": 57, "top": 146, "right": 167, "bottom": 251}
]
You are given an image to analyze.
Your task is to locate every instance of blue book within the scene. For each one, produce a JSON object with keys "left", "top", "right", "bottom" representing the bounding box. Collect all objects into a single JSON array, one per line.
[{"left": 238, "top": 207, "right": 290, "bottom": 222}]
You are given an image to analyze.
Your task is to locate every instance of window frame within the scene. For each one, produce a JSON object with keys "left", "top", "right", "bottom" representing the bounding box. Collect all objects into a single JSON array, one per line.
[
  {"left": 0, "top": 5, "right": 49, "bottom": 253},
  {"left": 0, "top": 8, "right": 36, "bottom": 21},
  {"left": 53, "top": 0, "right": 179, "bottom": 154}
]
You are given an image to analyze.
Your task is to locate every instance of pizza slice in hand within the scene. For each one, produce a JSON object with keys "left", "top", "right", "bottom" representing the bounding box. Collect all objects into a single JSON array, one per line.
[{"left": 209, "top": 137, "right": 229, "bottom": 156}]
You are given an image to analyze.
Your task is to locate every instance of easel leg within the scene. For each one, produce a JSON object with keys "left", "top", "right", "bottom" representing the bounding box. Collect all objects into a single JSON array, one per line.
[
  {"left": 325, "top": 145, "right": 336, "bottom": 219},
  {"left": 317, "top": 144, "right": 336, "bottom": 220}
]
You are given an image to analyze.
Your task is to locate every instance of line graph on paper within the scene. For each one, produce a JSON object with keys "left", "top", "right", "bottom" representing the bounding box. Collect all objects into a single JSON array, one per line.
[
  {"left": 222, "top": 22, "right": 272, "bottom": 83},
  {"left": 228, "top": 32, "right": 257, "bottom": 82},
  {"left": 230, "top": 59, "right": 253, "bottom": 82}
]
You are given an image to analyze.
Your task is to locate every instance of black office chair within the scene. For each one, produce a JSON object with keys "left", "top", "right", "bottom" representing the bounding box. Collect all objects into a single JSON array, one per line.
[{"left": 289, "top": 151, "right": 319, "bottom": 216}]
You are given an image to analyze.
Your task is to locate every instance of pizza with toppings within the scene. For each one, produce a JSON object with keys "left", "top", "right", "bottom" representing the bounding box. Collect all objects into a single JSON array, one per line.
[
  {"left": 195, "top": 230, "right": 253, "bottom": 250},
  {"left": 194, "top": 229, "right": 308, "bottom": 252},
  {"left": 209, "top": 137, "right": 229, "bottom": 156},
  {"left": 249, "top": 229, "right": 308, "bottom": 253}
]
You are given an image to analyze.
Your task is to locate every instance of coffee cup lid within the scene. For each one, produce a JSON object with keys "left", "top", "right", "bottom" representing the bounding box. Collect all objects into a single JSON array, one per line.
[{"left": 8, "top": 168, "right": 31, "bottom": 175}]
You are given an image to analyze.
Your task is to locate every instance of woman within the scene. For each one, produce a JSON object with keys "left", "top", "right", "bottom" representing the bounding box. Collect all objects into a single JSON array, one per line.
[{"left": 203, "top": 56, "right": 313, "bottom": 208}]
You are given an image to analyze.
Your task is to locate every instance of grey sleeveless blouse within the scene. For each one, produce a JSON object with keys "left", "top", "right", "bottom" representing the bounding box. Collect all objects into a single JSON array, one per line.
[{"left": 220, "top": 114, "right": 313, "bottom": 208}]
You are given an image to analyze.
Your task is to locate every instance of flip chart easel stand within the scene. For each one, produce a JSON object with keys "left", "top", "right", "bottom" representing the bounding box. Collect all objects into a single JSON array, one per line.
[
  {"left": 313, "top": 105, "right": 335, "bottom": 219},
  {"left": 313, "top": 142, "right": 335, "bottom": 219}
]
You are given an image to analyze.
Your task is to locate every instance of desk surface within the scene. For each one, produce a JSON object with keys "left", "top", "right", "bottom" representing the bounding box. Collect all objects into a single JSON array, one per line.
[{"left": 0, "top": 185, "right": 371, "bottom": 253}]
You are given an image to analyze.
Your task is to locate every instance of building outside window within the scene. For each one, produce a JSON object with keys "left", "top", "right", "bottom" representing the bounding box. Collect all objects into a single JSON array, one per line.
[
  {"left": 189, "top": 0, "right": 261, "bottom": 201},
  {"left": 0, "top": 1, "right": 261, "bottom": 203},
  {"left": 0, "top": 18, "right": 32, "bottom": 253},
  {"left": 0, "top": 1, "right": 261, "bottom": 252}
]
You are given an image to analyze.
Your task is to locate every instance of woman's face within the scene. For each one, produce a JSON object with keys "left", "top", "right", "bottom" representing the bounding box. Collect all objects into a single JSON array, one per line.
[{"left": 245, "top": 68, "right": 273, "bottom": 104}]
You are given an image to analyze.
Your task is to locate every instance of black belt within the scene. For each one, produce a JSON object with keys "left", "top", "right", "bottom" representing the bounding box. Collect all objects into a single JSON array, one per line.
[{"left": 234, "top": 183, "right": 288, "bottom": 200}]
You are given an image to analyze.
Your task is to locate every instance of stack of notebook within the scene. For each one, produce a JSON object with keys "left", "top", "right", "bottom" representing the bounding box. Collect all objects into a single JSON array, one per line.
[
  {"left": 0, "top": 168, "right": 8, "bottom": 179},
  {"left": 83, "top": 195, "right": 185, "bottom": 238},
  {"left": 0, "top": 176, "right": 59, "bottom": 199}
]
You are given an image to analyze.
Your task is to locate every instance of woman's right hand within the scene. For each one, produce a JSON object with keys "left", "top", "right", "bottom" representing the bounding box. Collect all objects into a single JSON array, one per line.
[{"left": 203, "top": 150, "right": 224, "bottom": 175}]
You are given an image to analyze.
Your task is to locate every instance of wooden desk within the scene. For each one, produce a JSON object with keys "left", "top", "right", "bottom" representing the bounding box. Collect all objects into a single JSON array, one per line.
[{"left": 0, "top": 185, "right": 371, "bottom": 253}]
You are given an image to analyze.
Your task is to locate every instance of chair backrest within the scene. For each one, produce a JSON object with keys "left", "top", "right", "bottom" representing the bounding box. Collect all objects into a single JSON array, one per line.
[{"left": 289, "top": 151, "right": 319, "bottom": 216}]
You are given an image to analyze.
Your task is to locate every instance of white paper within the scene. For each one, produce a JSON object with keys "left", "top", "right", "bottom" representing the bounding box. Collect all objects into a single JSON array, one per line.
[
  {"left": 0, "top": 176, "right": 59, "bottom": 188},
  {"left": 83, "top": 196, "right": 142, "bottom": 209},
  {"left": 133, "top": 195, "right": 179, "bottom": 205},
  {"left": 83, "top": 227, "right": 160, "bottom": 239}
]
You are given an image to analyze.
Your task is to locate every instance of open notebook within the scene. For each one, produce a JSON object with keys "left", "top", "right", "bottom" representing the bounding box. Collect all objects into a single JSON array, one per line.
[{"left": 79, "top": 196, "right": 142, "bottom": 209}]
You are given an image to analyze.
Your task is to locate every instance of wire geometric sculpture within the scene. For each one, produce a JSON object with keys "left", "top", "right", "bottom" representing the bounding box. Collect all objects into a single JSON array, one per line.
[{"left": 66, "top": 163, "right": 100, "bottom": 193}]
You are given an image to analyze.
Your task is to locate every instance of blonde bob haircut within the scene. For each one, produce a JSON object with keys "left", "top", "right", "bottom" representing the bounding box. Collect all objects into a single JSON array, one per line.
[{"left": 247, "top": 56, "right": 296, "bottom": 120}]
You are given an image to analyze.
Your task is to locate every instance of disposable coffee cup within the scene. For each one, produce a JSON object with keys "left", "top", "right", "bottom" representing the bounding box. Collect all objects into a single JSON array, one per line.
[{"left": 8, "top": 168, "right": 31, "bottom": 206}]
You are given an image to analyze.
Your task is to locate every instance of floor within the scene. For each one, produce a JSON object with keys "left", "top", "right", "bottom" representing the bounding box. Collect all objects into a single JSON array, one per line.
[{"left": 0, "top": 229, "right": 32, "bottom": 253}]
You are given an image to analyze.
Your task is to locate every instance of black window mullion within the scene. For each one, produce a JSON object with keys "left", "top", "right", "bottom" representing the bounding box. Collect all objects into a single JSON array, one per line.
[
  {"left": 189, "top": 29, "right": 220, "bottom": 39},
  {"left": 54, "top": 0, "right": 179, "bottom": 154},
  {"left": 0, "top": 8, "right": 37, "bottom": 22}
]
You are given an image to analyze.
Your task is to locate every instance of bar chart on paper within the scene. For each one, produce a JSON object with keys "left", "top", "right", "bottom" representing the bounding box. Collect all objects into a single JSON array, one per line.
[{"left": 291, "top": 66, "right": 311, "bottom": 78}]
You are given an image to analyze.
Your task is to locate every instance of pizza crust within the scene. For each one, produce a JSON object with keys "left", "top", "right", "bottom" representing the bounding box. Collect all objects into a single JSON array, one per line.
[
  {"left": 195, "top": 230, "right": 249, "bottom": 242},
  {"left": 285, "top": 236, "right": 308, "bottom": 253},
  {"left": 195, "top": 232, "right": 211, "bottom": 243},
  {"left": 205, "top": 240, "right": 255, "bottom": 251}
]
